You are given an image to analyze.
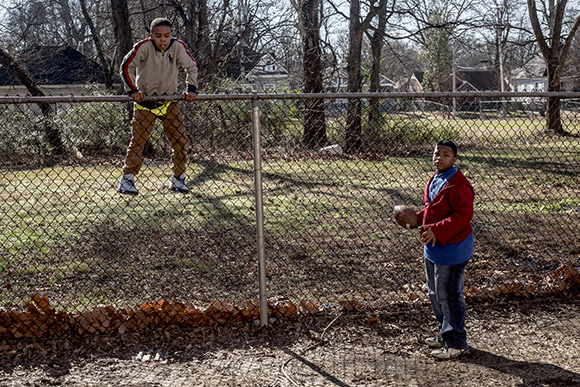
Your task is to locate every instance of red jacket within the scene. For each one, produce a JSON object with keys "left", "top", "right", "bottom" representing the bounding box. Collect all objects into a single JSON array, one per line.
[{"left": 416, "top": 170, "right": 474, "bottom": 246}]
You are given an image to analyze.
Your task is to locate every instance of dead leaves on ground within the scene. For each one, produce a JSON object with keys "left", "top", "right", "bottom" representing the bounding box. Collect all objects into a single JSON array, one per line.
[
  {"left": 466, "top": 264, "right": 580, "bottom": 302},
  {"left": 1, "top": 264, "right": 578, "bottom": 340},
  {"left": 0, "top": 297, "right": 342, "bottom": 340}
]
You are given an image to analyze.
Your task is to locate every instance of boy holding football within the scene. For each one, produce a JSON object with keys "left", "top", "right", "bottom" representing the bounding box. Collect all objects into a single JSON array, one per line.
[{"left": 416, "top": 140, "right": 474, "bottom": 359}]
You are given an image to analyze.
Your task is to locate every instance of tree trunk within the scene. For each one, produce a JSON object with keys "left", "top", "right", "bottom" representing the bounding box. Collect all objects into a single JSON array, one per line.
[
  {"left": 185, "top": 0, "right": 196, "bottom": 47},
  {"left": 299, "top": 0, "right": 327, "bottom": 148},
  {"left": 198, "top": 0, "right": 217, "bottom": 85},
  {"left": 368, "top": 36, "right": 381, "bottom": 128},
  {"left": 110, "top": 0, "right": 133, "bottom": 70},
  {"left": 80, "top": 0, "right": 114, "bottom": 89},
  {"left": 345, "top": 1, "right": 363, "bottom": 153},
  {"left": 368, "top": 0, "right": 387, "bottom": 133},
  {"left": 57, "top": 0, "right": 81, "bottom": 47},
  {"left": 170, "top": 0, "right": 196, "bottom": 59},
  {"left": 345, "top": 0, "right": 379, "bottom": 153},
  {"left": 546, "top": 64, "right": 564, "bottom": 134},
  {"left": 527, "top": 0, "right": 580, "bottom": 135},
  {"left": 0, "top": 46, "right": 63, "bottom": 156}
]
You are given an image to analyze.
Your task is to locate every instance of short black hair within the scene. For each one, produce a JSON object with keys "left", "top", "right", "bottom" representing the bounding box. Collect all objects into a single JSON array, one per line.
[
  {"left": 150, "top": 18, "right": 172, "bottom": 33},
  {"left": 437, "top": 139, "right": 458, "bottom": 156}
]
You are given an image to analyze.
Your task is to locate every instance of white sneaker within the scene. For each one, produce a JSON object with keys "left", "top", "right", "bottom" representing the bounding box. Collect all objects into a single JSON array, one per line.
[
  {"left": 424, "top": 336, "right": 444, "bottom": 348},
  {"left": 431, "top": 346, "right": 469, "bottom": 360},
  {"left": 118, "top": 174, "right": 138, "bottom": 195},
  {"left": 169, "top": 174, "right": 189, "bottom": 193}
]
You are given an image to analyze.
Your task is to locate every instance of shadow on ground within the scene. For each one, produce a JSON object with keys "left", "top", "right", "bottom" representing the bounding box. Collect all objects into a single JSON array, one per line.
[{"left": 462, "top": 348, "right": 580, "bottom": 386}]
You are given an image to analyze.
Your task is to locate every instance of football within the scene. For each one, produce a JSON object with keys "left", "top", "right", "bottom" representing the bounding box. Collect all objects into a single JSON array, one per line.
[{"left": 393, "top": 205, "right": 420, "bottom": 229}]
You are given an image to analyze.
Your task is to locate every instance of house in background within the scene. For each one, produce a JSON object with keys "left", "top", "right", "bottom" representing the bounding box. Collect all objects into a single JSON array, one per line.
[
  {"left": 401, "top": 69, "right": 497, "bottom": 92},
  {"left": 325, "top": 67, "right": 396, "bottom": 92},
  {"left": 509, "top": 55, "right": 580, "bottom": 92},
  {"left": 244, "top": 53, "right": 290, "bottom": 92},
  {"left": 324, "top": 67, "right": 396, "bottom": 115},
  {"left": 0, "top": 45, "right": 111, "bottom": 95},
  {"left": 393, "top": 73, "right": 426, "bottom": 111},
  {"left": 396, "top": 73, "right": 424, "bottom": 92},
  {"left": 449, "top": 69, "right": 496, "bottom": 92},
  {"left": 510, "top": 56, "right": 547, "bottom": 92},
  {"left": 562, "top": 74, "right": 580, "bottom": 92},
  {"left": 221, "top": 42, "right": 263, "bottom": 88}
]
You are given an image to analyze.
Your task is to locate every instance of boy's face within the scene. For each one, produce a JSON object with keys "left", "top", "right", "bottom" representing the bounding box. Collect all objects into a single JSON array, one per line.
[
  {"left": 151, "top": 25, "right": 173, "bottom": 51},
  {"left": 432, "top": 145, "right": 457, "bottom": 172}
]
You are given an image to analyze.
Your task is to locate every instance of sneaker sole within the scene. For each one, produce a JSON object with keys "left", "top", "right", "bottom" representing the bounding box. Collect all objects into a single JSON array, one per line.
[
  {"left": 118, "top": 190, "right": 138, "bottom": 195},
  {"left": 431, "top": 348, "right": 470, "bottom": 360}
]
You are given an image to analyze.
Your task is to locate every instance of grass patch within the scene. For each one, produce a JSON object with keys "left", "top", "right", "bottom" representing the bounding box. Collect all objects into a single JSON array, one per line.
[{"left": 1, "top": 114, "right": 579, "bottom": 310}]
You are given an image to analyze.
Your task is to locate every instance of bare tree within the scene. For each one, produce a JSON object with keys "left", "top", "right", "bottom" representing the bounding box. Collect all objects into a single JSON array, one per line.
[
  {"left": 165, "top": 0, "right": 280, "bottom": 88},
  {"left": 528, "top": 0, "right": 580, "bottom": 134},
  {"left": 0, "top": 46, "right": 63, "bottom": 155},
  {"left": 54, "top": 0, "right": 84, "bottom": 47},
  {"left": 387, "top": 0, "right": 479, "bottom": 93},
  {"left": 110, "top": 0, "right": 133, "bottom": 69},
  {"left": 367, "top": 0, "right": 388, "bottom": 129},
  {"left": 291, "top": 0, "right": 327, "bottom": 148},
  {"left": 488, "top": 1, "right": 513, "bottom": 92},
  {"left": 380, "top": 39, "right": 423, "bottom": 83},
  {"left": 80, "top": 0, "right": 114, "bottom": 89},
  {"left": 167, "top": 0, "right": 214, "bottom": 84},
  {"left": 337, "top": 0, "right": 382, "bottom": 152},
  {"left": 562, "top": 31, "right": 580, "bottom": 90},
  {"left": 1, "top": 1, "right": 58, "bottom": 49}
]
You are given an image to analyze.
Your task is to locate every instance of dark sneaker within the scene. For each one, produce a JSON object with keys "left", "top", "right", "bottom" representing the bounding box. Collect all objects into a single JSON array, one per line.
[
  {"left": 169, "top": 174, "right": 189, "bottom": 193},
  {"left": 424, "top": 336, "right": 444, "bottom": 348},
  {"left": 431, "top": 346, "right": 469, "bottom": 360},
  {"left": 118, "top": 174, "right": 138, "bottom": 195}
]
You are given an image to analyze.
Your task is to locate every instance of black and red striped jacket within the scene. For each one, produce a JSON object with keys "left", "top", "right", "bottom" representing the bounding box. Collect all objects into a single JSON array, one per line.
[{"left": 120, "top": 37, "right": 198, "bottom": 97}]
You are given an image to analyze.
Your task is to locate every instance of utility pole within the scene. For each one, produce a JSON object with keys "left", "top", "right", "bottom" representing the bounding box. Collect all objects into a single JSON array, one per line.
[
  {"left": 495, "top": 4, "right": 507, "bottom": 117},
  {"left": 452, "top": 40, "right": 457, "bottom": 117}
]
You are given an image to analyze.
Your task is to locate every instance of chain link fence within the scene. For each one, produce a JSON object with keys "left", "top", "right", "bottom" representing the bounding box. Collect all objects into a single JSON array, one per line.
[{"left": 0, "top": 92, "right": 579, "bottom": 340}]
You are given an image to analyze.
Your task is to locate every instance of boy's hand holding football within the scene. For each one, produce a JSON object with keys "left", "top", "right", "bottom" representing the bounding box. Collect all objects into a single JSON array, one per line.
[{"left": 393, "top": 205, "right": 419, "bottom": 229}]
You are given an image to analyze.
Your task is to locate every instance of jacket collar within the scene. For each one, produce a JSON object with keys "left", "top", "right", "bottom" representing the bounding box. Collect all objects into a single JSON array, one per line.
[{"left": 426, "top": 168, "right": 473, "bottom": 200}]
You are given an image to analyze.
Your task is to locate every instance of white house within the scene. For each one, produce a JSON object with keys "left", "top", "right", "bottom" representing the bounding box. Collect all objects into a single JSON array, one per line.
[
  {"left": 510, "top": 56, "right": 547, "bottom": 92},
  {"left": 244, "top": 53, "right": 290, "bottom": 92}
]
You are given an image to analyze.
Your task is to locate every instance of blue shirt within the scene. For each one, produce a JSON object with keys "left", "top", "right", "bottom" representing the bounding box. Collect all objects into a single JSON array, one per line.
[
  {"left": 424, "top": 166, "right": 473, "bottom": 265},
  {"left": 428, "top": 166, "right": 457, "bottom": 202}
]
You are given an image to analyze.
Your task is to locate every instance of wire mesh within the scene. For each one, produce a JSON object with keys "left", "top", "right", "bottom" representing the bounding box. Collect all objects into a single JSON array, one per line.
[{"left": 0, "top": 92, "right": 578, "bottom": 344}]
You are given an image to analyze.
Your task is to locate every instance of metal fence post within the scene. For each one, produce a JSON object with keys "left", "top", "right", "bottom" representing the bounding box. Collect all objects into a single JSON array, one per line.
[{"left": 251, "top": 96, "right": 268, "bottom": 327}]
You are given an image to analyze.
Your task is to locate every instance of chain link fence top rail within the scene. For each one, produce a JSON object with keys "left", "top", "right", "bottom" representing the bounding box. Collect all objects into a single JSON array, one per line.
[{"left": 0, "top": 92, "right": 579, "bottom": 339}]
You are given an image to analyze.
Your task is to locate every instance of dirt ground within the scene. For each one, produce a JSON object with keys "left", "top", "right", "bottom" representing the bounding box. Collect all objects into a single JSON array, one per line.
[{"left": 1, "top": 299, "right": 579, "bottom": 386}]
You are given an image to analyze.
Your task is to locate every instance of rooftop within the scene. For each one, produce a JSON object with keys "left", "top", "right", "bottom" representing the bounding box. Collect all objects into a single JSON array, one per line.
[{"left": 0, "top": 46, "right": 109, "bottom": 86}]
